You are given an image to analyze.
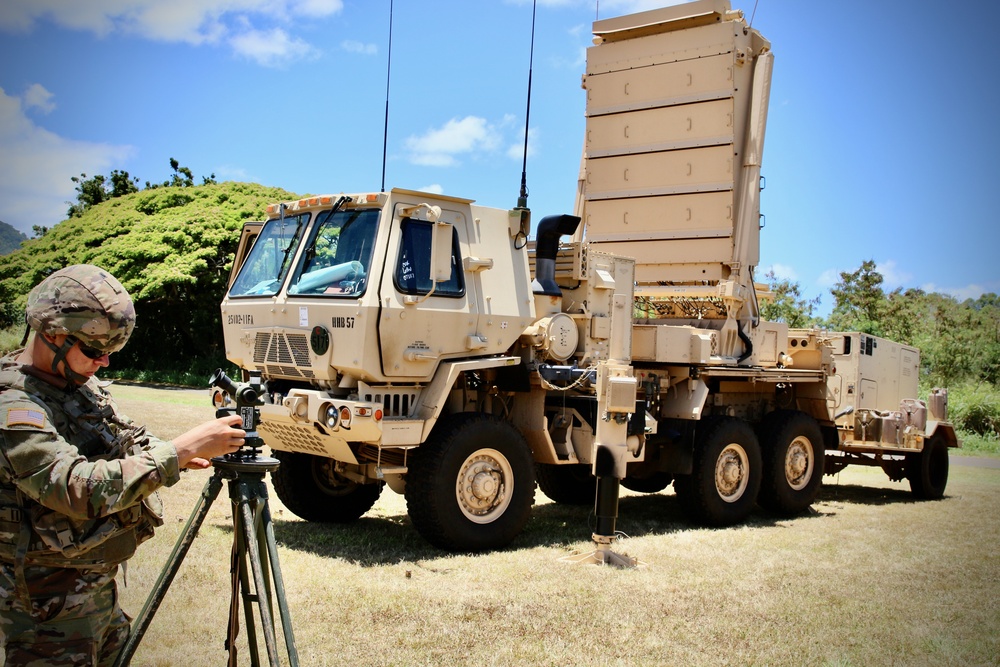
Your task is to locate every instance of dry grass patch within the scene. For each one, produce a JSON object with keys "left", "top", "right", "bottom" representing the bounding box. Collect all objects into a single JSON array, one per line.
[{"left": 110, "top": 383, "right": 1000, "bottom": 666}]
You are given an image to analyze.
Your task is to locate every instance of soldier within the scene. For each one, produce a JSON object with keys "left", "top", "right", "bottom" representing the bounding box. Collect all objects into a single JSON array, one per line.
[{"left": 0, "top": 264, "right": 247, "bottom": 666}]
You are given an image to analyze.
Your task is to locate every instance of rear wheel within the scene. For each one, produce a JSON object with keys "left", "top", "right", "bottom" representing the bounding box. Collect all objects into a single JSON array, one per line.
[
  {"left": 271, "top": 451, "right": 382, "bottom": 523},
  {"left": 674, "top": 417, "right": 761, "bottom": 526},
  {"left": 406, "top": 413, "right": 536, "bottom": 551},
  {"left": 758, "top": 411, "right": 824, "bottom": 515},
  {"left": 908, "top": 433, "right": 949, "bottom": 499}
]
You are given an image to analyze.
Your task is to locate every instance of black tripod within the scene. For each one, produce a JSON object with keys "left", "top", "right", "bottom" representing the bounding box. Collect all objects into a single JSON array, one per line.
[{"left": 113, "top": 454, "right": 299, "bottom": 667}]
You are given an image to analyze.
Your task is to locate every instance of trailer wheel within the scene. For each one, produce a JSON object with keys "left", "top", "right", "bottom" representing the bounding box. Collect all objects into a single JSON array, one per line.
[
  {"left": 674, "top": 417, "right": 761, "bottom": 526},
  {"left": 536, "top": 463, "right": 595, "bottom": 505},
  {"left": 406, "top": 413, "right": 535, "bottom": 551},
  {"left": 908, "top": 433, "right": 949, "bottom": 499},
  {"left": 271, "top": 451, "right": 382, "bottom": 523},
  {"left": 758, "top": 411, "right": 824, "bottom": 515}
]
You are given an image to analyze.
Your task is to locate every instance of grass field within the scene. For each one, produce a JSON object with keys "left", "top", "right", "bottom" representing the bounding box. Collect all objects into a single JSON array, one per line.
[{"left": 110, "top": 384, "right": 1000, "bottom": 667}]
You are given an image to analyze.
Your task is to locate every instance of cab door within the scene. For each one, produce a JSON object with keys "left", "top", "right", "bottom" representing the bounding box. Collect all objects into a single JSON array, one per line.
[
  {"left": 227, "top": 222, "right": 264, "bottom": 288},
  {"left": 377, "top": 200, "right": 479, "bottom": 380}
]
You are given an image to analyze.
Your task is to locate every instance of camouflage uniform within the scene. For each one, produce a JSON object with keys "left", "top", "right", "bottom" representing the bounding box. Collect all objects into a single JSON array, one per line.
[{"left": 0, "top": 265, "right": 180, "bottom": 666}]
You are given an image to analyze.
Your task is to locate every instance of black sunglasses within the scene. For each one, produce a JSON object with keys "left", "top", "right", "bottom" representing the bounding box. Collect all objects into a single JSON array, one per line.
[{"left": 70, "top": 337, "right": 107, "bottom": 360}]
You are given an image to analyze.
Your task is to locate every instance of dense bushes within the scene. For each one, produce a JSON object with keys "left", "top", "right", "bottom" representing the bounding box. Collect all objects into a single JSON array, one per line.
[{"left": 0, "top": 181, "right": 299, "bottom": 377}]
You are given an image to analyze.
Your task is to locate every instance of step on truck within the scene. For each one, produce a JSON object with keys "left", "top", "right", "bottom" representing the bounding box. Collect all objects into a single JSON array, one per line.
[{"left": 217, "top": 0, "right": 958, "bottom": 554}]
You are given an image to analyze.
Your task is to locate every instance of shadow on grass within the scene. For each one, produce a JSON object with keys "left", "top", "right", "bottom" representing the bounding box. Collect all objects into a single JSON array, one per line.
[
  {"left": 257, "top": 479, "right": 940, "bottom": 565},
  {"left": 263, "top": 490, "right": 830, "bottom": 566},
  {"left": 816, "top": 481, "right": 920, "bottom": 506}
]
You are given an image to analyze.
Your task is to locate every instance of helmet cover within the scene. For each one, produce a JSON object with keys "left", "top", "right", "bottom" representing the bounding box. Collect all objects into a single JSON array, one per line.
[{"left": 25, "top": 264, "right": 136, "bottom": 353}]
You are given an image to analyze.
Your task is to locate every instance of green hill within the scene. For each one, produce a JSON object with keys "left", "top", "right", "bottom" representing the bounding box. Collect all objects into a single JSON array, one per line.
[
  {"left": 0, "top": 181, "right": 301, "bottom": 375},
  {"left": 0, "top": 221, "right": 27, "bottom": 255}
]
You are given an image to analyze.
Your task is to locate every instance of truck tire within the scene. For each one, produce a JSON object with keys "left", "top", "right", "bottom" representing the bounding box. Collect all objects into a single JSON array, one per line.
[
  {"left": 757, "top": 411, "right": 824, "bottom": 515},
  {"left": 674, "top": 417, "right": 761, "bottom": 526},
  {"left": 405, "top": 413, "right": 535, "bottom": 551},
  {"left": 908, "top": 433, "right": 949, "bottom": 499},
  {"left": 536, "top": 463, "right": 595, "bottom": 505},
  {"left": 271, "top": 451, "right": 382, "bottom": 523}
]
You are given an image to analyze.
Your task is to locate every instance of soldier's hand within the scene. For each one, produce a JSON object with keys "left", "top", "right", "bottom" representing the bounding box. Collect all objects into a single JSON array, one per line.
[{"left": 172, "top": 415, "right": 246, "bottom": 468}]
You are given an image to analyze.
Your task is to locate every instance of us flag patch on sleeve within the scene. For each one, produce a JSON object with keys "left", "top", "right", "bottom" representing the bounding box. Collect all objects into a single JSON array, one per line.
[{"left": 5, "top": 408, "right": 46, "bottom": 428}]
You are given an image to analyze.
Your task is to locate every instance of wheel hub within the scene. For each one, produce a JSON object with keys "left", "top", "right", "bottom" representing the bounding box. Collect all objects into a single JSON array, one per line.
[
  {"left": 470, "top": 466, "right": 499, "bottom": 501},
  {"left": 715, "top": 444, "right": 749, "bottom": 502},
  {"left": 785, "top": 437, "right": 814, "bottom": 490},
  {"left": 456, "top": 449, "right": 513, "bottom": 524}
]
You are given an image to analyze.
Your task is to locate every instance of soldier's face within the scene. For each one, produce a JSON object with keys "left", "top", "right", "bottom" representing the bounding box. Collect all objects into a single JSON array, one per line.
[{"left": 49, "top": 334, "right": 111, "bottom": 378}]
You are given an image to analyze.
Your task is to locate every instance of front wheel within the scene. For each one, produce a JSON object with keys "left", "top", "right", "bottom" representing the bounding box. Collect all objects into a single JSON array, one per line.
[
  {"left": 271, "top": 451, "right": 383, "bottom": 523},
  {"left": 908, "top": 433, "right": 949, "bottom": 499},
  {"left": 674, "top": 417, "right": 762, "bottom": 526},
  {"left": 757, "top": 411, "right": 824, "bottom": 515},
  {"left": 405, "top": 414, "right": 536, "bottom": 551}
]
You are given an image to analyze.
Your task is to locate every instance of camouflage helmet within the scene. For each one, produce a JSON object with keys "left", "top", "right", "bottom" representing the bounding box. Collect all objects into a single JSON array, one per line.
[{"left": 25, "top": 264, "right": 136, "bottom": 354}]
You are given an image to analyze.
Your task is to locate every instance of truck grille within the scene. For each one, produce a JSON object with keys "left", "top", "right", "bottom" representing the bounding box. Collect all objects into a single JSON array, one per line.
[
  {"left": 253, "top": 333, "right": 315, "bottom": 378},
  {"left": 361, "top": 390, "right": 420, "bottom": 417},
  {"left": 258, "top": 421, "right": 327, "bottom": 456}
]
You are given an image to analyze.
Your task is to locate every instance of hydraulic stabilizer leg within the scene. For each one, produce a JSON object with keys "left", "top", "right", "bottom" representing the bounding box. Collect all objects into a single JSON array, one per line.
[
  {"left": 560, "top": 447, "right": 642, "bottom": 568},
  {"left": 560, "top": 293, "right": 644, "bottom": 567}
]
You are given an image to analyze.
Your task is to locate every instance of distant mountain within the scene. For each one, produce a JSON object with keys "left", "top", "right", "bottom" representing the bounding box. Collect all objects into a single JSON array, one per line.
[{"left": 0, "top": 221, "right": 27, "bottom": 255}]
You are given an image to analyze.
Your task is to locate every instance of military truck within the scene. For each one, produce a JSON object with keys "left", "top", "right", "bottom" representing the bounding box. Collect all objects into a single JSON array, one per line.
[{"left": 216, "top": 0, "right": 957, "bottom": 554}]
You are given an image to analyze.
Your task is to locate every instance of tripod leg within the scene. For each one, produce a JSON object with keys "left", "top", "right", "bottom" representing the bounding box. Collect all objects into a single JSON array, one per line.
[
  {"left": 230, "top": 480, "right": 263, "bottom": 666},
  {"left": 113, "top": 471, "right": 225, "bottom": 667},
  {"left": 258, "top": 483, "right": 299, "bottom": 665},
  {"left": 238, "top": 497, "right": 282, "bottom": 667}
]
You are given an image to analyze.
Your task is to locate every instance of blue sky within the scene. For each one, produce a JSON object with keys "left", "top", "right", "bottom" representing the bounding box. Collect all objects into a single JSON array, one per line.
[{"left": 1, "top": 0, "right": 997, "bottom": 314}]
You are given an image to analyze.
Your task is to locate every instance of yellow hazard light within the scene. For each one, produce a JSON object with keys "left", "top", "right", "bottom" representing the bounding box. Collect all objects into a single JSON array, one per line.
[
  {"left": 308, "top": 197, "right": 319, "bottom": 206},
  {"left": 365, "top": 193, "right": 378, "bottom": 203},
  {"left": 320, "top": 195, "right": 332, "bottom": 205}
]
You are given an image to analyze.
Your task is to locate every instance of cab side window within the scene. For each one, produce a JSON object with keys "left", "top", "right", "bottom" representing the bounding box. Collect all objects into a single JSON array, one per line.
[{"left": 394, "top": 218, "right": 465, "bottom": 297}]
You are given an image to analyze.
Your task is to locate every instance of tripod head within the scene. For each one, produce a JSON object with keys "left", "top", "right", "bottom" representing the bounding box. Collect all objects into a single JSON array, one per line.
[{"left": 210, "top": 368, "right": 267, "bottom": 461}]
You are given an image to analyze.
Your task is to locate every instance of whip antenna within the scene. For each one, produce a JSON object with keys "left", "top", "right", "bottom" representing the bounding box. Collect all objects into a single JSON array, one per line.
[
  {"left": 381, "top": 0, "right": 394, "bottom": 192},
  {"left": 516, "top": 0, "right": 537, "bottom": 210}
]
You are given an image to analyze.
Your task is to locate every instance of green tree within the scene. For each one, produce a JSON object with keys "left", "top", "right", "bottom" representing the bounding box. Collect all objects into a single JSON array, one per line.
[
  {"left": 67, "top": 170, "right": 140, "bottom": 218},
  {"left": 828, "top": 260, "right": 886, "bottom": 335},
  {"left": 758, "top": 270, "right": 821, "bottom": 328}
]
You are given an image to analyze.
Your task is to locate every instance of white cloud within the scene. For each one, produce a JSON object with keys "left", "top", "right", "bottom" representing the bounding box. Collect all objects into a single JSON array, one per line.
[
  {"left": 817, "top": 268, "right": 841, "bottom": 287},
  {"left": 214, "top": 164, "right": 255, "bottom": 182},
  {"left": 341, "top": 40, "right": 377, "bottom": 56},
  {"left": 404, "top": 116, "right": 503, "bottom": 167},
  {"left": 0, "top": 0, "right": 343, "bottom": 65},
  {"left": 764, "top": 263, "right": 798, "bottom": 281},
  {"left": 874, "top": 259, "right": 912, "bottom": 290},
  {"left": 921, "top": 282, "right": 997, "bottom": 302},
  {"left": 418, "top": 184, "right": 444, "bottom": 195},
  {"left": 230, "top": 26, "right": 318, "bottom": 67},
  {"left": 0, "top": 87, "right": 134, "bottom": 234},
  {"left": 22, "top": 84, "right": 55, "bottom": 114},
  {"left": 507, "top": 127, "right": 538, "bottom": 162}
]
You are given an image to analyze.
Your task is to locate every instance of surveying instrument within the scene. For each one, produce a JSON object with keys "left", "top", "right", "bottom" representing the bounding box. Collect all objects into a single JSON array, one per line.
[{"left": 114, "top": 369, "right": 299, "bottom": 667}]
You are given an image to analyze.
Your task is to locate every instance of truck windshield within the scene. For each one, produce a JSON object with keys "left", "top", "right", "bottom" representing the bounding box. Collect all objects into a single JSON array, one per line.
[
  {"left": 228, "top": 213, "right": 307, "bottom": 297},
  {"left": 286, "top": 207, "right": 380, "bottom": 296}
]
